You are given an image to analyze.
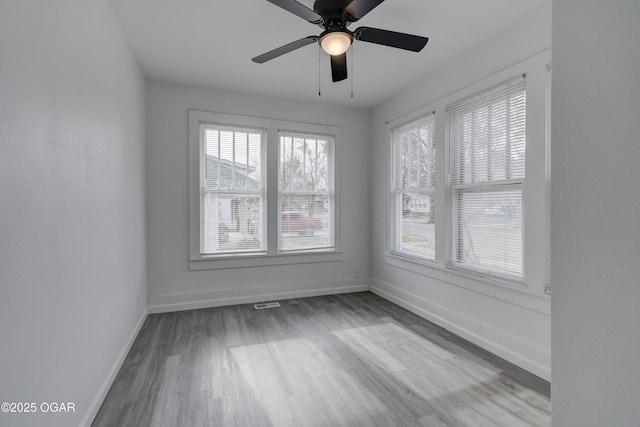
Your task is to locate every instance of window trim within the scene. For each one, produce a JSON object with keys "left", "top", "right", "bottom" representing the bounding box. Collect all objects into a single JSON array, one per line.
[
  {"left": 188, "top": 110, "right": 342, "bottom": 271},
  {"left": 385, "top": 50, "right": 550, "bottom": 303}
]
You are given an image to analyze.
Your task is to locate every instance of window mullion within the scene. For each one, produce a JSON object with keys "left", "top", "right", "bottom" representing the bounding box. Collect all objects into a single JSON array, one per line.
[{"left": 266, "top": 127, "right": 279, "bottom": 256}]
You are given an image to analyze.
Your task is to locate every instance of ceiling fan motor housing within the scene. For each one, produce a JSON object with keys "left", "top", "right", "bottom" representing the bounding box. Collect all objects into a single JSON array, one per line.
[{"left": 313, "top": 0, "right": 355, "bottom": 24}]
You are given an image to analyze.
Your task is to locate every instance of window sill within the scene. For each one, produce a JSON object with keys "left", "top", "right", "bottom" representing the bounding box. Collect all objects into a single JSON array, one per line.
[
  {"left": 384, "top": 253, "right": 550, "bottom": 314},
  {"left": 190, "top": 250, "right": 343, "bottom": 271}
]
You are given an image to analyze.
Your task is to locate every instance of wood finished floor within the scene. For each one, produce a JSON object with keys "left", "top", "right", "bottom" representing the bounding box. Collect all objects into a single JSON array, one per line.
[{"left": 93, "top": 292, "right": 550, "bottom": 427}]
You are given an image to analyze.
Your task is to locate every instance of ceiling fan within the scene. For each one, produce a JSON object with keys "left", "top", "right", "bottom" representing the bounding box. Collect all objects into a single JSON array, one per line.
[{"left": 252, "top": 0, "right": 429, "bottom": 82}]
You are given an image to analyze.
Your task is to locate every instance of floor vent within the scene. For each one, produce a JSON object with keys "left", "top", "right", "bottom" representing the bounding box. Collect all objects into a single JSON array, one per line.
[{"left": 254, "top": 302, "right": 281, "bottom": 310}]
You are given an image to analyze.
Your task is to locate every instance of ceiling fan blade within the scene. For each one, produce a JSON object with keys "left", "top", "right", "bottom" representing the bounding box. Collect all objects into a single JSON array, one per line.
[
  {"left": 344, "top": 0, "right": 385, "bottom": 21},
  {"left": 252, "top": 36, "right": 319, "bottom": 63},
  {"left": 354, "top": 27, "right": 428, "bottom": 52},
  {"left": 330, "top": 53, "right": 348, "bottom": 82},
  {"left": 266, "top": 0, "right": 322, "bottom": 23}
]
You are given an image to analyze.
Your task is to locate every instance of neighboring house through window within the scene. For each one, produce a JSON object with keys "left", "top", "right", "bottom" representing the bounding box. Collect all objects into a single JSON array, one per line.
[{"left": 200, "top": 124, "right": 266, "bottom": 255}]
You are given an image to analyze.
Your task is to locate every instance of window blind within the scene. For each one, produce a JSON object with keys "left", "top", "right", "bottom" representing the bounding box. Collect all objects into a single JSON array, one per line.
[
  {"left": 278, "top": 131, "right": 334, "bottom": 252},
  {"left": 391, "top": 113, "right": 436, "bottom": 259},
  {"left": 448, "top": 76, "right": 526, "bottom": 279},
  {"left": 200, "top": 124, "right": 266, "bottom": 255}
]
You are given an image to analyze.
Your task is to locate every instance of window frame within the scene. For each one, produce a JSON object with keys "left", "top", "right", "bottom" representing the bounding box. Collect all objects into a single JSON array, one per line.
[
  {"left": 446, "top": 76, "right": 527, "bottom": 282},
  {"left": 385, "top": 50, "right": 550, "bottom": 305},
  {"left": 189, "top": 110, "right": 342, "bottom": 271},
  {"left": 198, "top": 123, "right": 268, "bottom": 256}
]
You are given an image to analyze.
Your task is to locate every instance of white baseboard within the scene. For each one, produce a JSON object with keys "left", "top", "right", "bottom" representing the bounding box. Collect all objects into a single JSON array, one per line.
[
  {"left": 370, "top": 278, "right": 551, "bottom": 381},
  {"left": 148, "top": 279, "right": 370, "bottom": 314},
  {"left": 80, "top": 308, "right": 148, "bottom": 427}
]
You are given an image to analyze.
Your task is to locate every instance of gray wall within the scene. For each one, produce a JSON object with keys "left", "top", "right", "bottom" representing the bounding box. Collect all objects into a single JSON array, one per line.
[
  {"left": 0, "top": 1, "right": 147, "bottom": 426},
  {"left": 551, "top": 0, "right": 640, "bottom": 424},
  {"left": 146, "top": 81, "right": 371, "bottom": 311}
]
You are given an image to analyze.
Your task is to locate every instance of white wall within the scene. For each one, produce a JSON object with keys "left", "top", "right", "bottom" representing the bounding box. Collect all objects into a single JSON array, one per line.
[
  {"left": 369, "top": 4, "right": 552, "bottom": 380},
  {"left": 146, "top": 81, "right": 371, "bottom": 311},
  {"left": 0, "top": 1, "right": 147, "bottom": 426},
  {"left": 551, "top": 0, "right": 640, "bottom": 424}
]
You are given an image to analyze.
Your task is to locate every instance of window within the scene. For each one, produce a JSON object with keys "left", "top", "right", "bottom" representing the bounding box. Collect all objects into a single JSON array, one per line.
[
  {"left": 189, "top": 110, "right": 341, "bottom": 269},
  {"left": 448, "top": 76, "right": 526, "bottom": 279},
  {"left": 391, "top": 113, "right": 436, "bottom": 259},
  {"left": 385, "top": 51, "right": 549, "bottom": 298},
  {"left": 199, "top": 124, "right": 266, "bottom": 255},
  {"left": 279, "top": 132, "right": 335, "bottom": 252}
]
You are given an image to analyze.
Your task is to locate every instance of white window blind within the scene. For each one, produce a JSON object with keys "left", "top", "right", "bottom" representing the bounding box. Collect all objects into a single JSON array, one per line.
[
  {"left": 279, "top": 131, "right": 334, "bottom": 252},
  {"left": 391, "top": 113, "right": 436, "bottom": 259},
  {"left": 200, "top": 123, "right": 266, "bottom": 255},
  {"left": 448, "top": 76, "right": 526, "bottom": 279}
]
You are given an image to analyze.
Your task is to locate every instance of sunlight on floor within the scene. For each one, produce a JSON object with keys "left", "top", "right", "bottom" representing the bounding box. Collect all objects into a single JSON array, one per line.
[
  {"left": 333, "top": 319, "right": 549, "bottom": 427},
  {"left": 230, "top": 338, "right": 385, "bottom": 426},
  {"left": 228, "top": 317, "right": 549, "bottom": 427}
]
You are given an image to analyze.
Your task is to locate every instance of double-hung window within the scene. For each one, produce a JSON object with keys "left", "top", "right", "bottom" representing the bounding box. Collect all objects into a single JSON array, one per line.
[
  {"left": 279, "top": 132, "right": 335, "bottom": 252},
  {"left": 448, "top": 76, "right": 526, "bottom": 280},
  {"left": 189, "top": 110, "right": 341, "bottom": 269},
  {"left": 391, "top": 113, "right": 436, "bottom": 259},
  {"left": 199, "top": 123, "right": 266, "bottom": 255},
  {"left": 387, "top": 51, "right": 549, "bottom": 298}
]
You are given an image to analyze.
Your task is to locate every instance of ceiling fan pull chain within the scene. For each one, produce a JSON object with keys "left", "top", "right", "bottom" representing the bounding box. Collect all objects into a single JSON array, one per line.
[
  {"left": 350, "top": 44, "right": 354, "bottom": 99},
  {"left": 318, "top": 44, "right": 322, "bottom": 97}
]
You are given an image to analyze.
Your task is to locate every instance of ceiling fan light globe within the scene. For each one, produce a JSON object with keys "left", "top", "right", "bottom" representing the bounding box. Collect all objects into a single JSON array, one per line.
[{"left": 320, "top": 32, "right": 353, "bottom": 56}]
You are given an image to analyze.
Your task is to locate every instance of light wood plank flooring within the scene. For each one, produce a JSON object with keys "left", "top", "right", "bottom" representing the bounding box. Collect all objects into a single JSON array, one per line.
[{"left": 93, "top": 292, "right": 550, "bottom": 426}]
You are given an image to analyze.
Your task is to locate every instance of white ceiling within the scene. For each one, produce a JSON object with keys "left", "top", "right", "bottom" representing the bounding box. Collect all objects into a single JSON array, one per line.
[{"left": 108, "top": 0, "right": 549, "bottom": 108}]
